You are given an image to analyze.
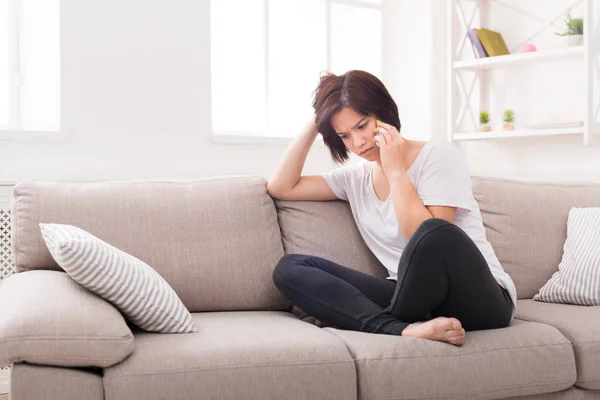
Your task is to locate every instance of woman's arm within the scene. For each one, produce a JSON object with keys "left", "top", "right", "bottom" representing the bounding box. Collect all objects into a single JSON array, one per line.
[
  {"left": 266, "top": 116, "right": 337, "bottom": 201},
  {"left": 373, "top": 120, "right": 457, "bottom": 239},
  {"left": 388, "top": 171, "right": 457, "bottom": 239}
]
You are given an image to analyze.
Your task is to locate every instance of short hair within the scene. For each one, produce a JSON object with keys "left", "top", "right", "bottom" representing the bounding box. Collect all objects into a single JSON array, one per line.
[{"left": 312, "top": 70, "right": 401, "bottom": 163}]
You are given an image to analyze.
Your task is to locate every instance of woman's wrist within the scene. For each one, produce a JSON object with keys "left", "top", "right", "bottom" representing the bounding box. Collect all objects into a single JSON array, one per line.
[{"left": 301, "top": 116, "right": 319, "bottom": 139}]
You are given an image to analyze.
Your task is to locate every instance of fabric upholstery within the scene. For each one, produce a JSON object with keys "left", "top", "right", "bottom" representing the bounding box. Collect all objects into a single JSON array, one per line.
[
  {"left": 507, "top": 387, "right": 600, "bottom": 399},
  {"left": 472, "top": 176, "right": 600, "bottom": 299},
  {"left": 0, "top": 270, "right": 134, "bottom": 368},
  {"left": 516, "top": 299, "right": 600, "bottom": 390},
  {"left": 103, "top": 312, "right": 356, "bottom": 400},
  {"left": 326, "top": 319, "right": 575, "bottom": 400},
  {"left": 11, "top": 363, "right": 104, "bottom": 400},
  {"left": 275, "top": 199, "right": 388, "bottom": 278},
  {"left": 534, "top": 208, "right": 600, "bottom": 306},
  {"left": 40, "top": 223, "right": 196, "bottom": 333},
  {"left": 10, "top": 178, "right": 288, "bottom": 312}
]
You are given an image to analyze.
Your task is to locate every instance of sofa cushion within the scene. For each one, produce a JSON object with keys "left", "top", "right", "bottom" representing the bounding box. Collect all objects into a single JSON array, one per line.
[
  {"left": 275, "top": 199, "right": 387, "bottom": 278},
  {"left": 39, "top": 223, "right": 196, "bottom": 333},
  {"left": 516, "top": 299, "right": 600, "bottom": 390},
  {"left": 0, "top": 270, "right": 134, "bottom": 367},
  {"left": 326, "top": 319, "right": 575, "bottom": 400},
  {"left": 11, "top": 363, "right": 104, "bottom": 400},
  {"left": 534, "top": 207, "right": 600, "bottom": 306},
  {"left": 472, "top": 176, "right": 600, "bottom": 299},
  {"left": 103, "top": 311, "right": 356, "bottom": 400},
  {"left": 11, "top": 178, "right": 288, "bottom": 312}
]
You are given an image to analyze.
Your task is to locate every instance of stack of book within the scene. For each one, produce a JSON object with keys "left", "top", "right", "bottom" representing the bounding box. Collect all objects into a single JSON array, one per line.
[{"left": 468, "top": 28, "right": 510, "bottom": 58}]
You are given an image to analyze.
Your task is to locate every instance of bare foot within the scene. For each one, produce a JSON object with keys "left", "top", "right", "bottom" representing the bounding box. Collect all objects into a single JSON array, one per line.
[
  {"left": 401, "top": 317, "right": 466, "bottom": 346},
  {"left": 315, "top": 319, "right": 334, "bottom": 328}
]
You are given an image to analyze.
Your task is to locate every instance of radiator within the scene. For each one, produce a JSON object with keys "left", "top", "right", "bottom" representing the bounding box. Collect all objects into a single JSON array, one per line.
[
  {"left": 0, "top": 206, "right": 14, "bottom": 373},
  {"left": 0, "top": 209, "right": 14, "bottom": 281}
]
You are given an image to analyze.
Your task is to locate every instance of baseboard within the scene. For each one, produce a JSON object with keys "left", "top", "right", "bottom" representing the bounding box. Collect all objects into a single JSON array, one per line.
[{"left": 0, "top": 369, "right": 10, "bottom": 395}]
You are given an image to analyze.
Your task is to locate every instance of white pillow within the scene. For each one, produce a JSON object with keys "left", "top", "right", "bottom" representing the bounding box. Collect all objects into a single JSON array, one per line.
[
  {"left": 39, "top": 223, "right": 197, "bottom": 333},
  {"left": 534, "top": 207, "right": 600, "bottom": 305}
]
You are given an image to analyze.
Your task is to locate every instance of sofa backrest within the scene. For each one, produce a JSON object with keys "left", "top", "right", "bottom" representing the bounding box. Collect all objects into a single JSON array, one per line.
[
  {"left": 275, "top": 199, "right": 388, "bottom": 279},
  {"left": 11, "top": 177, "right": 290, "bottom": 312},
  {"left": 472, "top": 176, "right": 600, "bottom": 299}
]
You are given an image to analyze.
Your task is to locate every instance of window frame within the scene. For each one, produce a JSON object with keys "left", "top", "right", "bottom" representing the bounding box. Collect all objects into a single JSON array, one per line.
[
  {"left": 209, "top": 0, "right": 383, "bottom": 146},
  {"left": 1, "top": 0, "right": 63, "bottom": 142}
]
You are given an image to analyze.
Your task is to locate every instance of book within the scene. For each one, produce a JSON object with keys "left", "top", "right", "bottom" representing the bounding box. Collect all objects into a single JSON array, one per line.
[
  {"left": 468, "top": 28, "right": 488, "bottom": 58},
  {"left": 476, "top": 28, "right": 510, "bottom": 56}
]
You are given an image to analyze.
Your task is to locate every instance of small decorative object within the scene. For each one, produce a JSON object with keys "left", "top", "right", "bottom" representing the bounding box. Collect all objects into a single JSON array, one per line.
[
  {"left": 503, "top": 110, "right": 515, "bottom": 130},
  {"left": 521, "top": 43, "right": 537, "bottom": 52},
  {"left": 480, "top": 111, "right": 491, "bottom": 132},
  {"left": 555, "top": 11, "right": 584, "bottom": 46}
]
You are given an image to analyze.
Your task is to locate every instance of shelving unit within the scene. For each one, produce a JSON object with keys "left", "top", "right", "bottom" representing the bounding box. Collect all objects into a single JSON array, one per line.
[
  {"left": 447, "top": 0, "right": 599, "bottom": 145},
  {"left": 453, "top": 45, "right": 584, "bottom": 71},
  {"left": 453, "top": 126, "right": 583, "bottom": 141}
]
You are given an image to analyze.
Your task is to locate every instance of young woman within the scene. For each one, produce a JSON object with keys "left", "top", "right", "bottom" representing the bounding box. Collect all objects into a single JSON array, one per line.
[{"left": 266, "top": 70, "right": 517, "bottom": 346}]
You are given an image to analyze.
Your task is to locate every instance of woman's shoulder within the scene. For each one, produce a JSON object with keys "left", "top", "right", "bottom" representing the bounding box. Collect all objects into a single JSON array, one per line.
[
  {"left": 424, "top": 139, "right": 460, "bottom": 153},
  {"left": 325, "top": 159, "right": 371, "bottom": 182},
  {"left": 419, "top": 140, "right": 464, "bottom": 165}
]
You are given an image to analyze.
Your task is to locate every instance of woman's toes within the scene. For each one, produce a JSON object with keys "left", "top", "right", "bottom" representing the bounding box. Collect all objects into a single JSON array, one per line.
[
  {"left": 449, "top": 317, "right": 462, "bottom": 331},
  {"left": 435, "top": 317, "right": 456, "bottom": 331}
]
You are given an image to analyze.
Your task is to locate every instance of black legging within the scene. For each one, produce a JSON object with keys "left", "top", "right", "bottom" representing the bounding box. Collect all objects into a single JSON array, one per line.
[{"left": 272, "top": 218, "right": 513, "bottom": 335}]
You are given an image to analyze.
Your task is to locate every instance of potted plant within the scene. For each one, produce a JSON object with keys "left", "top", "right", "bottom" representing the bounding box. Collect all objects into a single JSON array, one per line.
[
  {"left": 503, "top": 110, "right": 515, "bottom": 130},
  {"left": 556, "top": 11, "right": 584, "bottom": 46},
  {"left": 480, "top": 111, "right": 491, "bottom": 132}
]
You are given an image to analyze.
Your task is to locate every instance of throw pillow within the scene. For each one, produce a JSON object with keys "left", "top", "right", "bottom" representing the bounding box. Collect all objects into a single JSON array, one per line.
[
  {"left": 534, "top": 207, "right": 600, "bottom": 305},
  {"left": 39, "top": 223, "right": 197, "bottom": 333}
]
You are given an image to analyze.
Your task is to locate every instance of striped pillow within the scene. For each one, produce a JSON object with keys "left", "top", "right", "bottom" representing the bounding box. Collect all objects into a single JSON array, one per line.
[
  {"left": 39, "top": 223, "right": 197, "bottom": 333},
  {"left": 534, "top": 207, "right": 600, "bottom": 305}
]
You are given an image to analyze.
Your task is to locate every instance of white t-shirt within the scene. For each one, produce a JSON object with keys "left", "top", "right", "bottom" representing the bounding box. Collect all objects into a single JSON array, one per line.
[{"left": 321, "top": 140, "right": 517, "bottom": 316}]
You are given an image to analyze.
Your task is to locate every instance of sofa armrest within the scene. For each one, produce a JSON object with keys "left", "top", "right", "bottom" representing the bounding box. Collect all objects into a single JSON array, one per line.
[{"left": 0, "top": 270, "right": 134, "bottom": 368}]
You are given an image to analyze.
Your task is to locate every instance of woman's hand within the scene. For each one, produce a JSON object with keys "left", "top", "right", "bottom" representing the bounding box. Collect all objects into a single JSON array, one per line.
[{"left": 373, "top": 120, "right": 409, "bottom": 177}]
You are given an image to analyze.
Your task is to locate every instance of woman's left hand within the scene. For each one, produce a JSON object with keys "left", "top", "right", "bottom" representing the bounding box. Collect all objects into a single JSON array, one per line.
[{"left": 373, "top": 120, "right": 409, "bottom": 177}]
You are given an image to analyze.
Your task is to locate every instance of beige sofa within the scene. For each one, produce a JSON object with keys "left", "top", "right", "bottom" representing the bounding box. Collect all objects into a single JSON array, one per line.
[{"left": 1, "top": 176, "right": 600, "bottom": 400}]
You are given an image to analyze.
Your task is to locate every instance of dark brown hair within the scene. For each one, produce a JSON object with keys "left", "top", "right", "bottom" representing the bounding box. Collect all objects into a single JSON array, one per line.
[{"left": 312, "top": 70, "right": 401, "bottom": 163}]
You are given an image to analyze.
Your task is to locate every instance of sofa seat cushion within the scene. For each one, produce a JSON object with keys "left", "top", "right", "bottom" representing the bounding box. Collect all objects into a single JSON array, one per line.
[
  {"left": 11, "top": 363, "right": 104, "bottom": 400},
  {"left": 325, "top": 319, "right": 575, "bottom": 400},
  {"left": 516, "top": 299, "right": 600, "bottom": 390},
  {"left": 103, "top": 311, "right": 356, "bottom": 400},
  {"left": 0, "top": 270, "right": 134, "bottom": 368}
]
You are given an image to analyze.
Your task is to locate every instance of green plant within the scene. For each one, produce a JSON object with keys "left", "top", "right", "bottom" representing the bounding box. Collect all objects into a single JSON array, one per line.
[
  {"left": 556, "top": 11, "right": 583, "bottom": 36},
  {"left": 480, "top": 111, "right": 490, "bottom": 125},
  {"left": 503, "top": 110, "right": 515, "bottom": 124}
]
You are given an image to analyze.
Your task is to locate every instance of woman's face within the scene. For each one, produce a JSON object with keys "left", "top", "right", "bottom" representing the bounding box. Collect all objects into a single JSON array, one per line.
[{"left": 330, "top": 107, "right": 379, "bottom": 160}]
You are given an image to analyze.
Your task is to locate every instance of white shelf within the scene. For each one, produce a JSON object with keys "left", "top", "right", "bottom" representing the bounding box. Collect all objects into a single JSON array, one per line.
[
  {"left": 453, "top": 46, "right": 584, "bottom": 71},
  {"left": 453, "top": 127, "right": 583, "bottom": 141}
]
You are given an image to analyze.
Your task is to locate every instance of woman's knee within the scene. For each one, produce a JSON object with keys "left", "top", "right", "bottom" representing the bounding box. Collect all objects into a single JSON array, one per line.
[
  {"left": 416, "top": 218, "right": 452, "bottom": 234},
  {"left": 412, "top": 218, "right": 457, "bottom": 244},
  {"left": 272, "top": 254, "right": 310, "bottom": 285},
  {"left": 408, "top": 218, "right": 469, "bottom": 256}
]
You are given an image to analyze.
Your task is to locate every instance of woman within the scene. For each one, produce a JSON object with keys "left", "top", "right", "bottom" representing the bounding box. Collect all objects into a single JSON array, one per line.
[{"left": 266, "top": 70, "right": 517, "bottom": 346}]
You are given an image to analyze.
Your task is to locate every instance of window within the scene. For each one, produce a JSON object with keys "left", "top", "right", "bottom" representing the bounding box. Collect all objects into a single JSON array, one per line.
[
  {"left": 210, "top": 0, "right": 382, "bottom": 140},
  {"left": 1, "top": 0, "right": 61, "bottom": 133}
]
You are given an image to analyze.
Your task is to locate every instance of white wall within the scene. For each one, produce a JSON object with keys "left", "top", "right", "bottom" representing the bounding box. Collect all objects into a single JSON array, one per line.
[
  {"left": 431, "top": 0, "right": 600, "bottom": 181},
  {"left": 1, "top": 0, "right": 597, "bottom": 183},
  {"left": 382, "top": 0, "right": 433, "bottom": 141},
  {"left": 0, "top": 0, "right": 340, "bottom": 183}
]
